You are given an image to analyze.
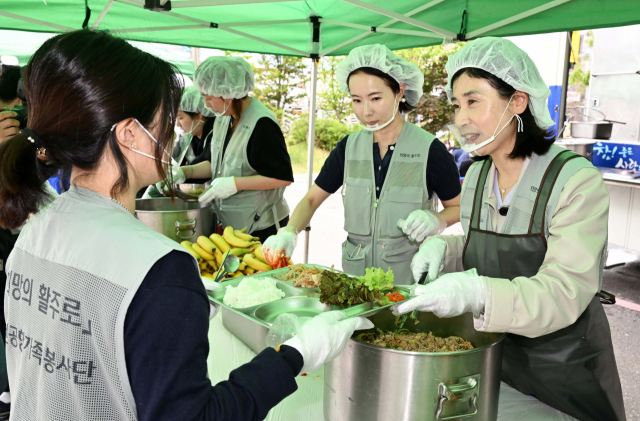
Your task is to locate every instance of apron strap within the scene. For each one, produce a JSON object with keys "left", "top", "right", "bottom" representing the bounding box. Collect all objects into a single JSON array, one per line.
[
  {"left": 529, "top": 150, "right": 583, "bottom": 235},
  {"left": 469, "top": 159, "right": 493, "bottom": 230}
]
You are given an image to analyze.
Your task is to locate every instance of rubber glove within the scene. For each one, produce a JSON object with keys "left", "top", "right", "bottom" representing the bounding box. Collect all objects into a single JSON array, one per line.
[
  {"left": 283, "top": 311, "right": 374, "bottom": 374},
  {"left": 410, "top": 236, "right": 447, "bottom": 283},
  {"left": 397, "top": 210, "right": 447, "bottom": 243},
  {"left": 198, "top": 177, "right": 238, "bottom": 204},
  {"left": 391, "top": 269, "right": 486, "bottom": 319},
  {"left": 262, "top": 226, "right": 298, "bottom": 265},
  {"left": 155, "top": 165, "right": 186, "bottom": 195}
]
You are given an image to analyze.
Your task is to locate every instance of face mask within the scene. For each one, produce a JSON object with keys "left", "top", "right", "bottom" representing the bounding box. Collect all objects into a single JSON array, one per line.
[
  {"left": 212, "top": 99, "right": 231, "bottom": 117},
  {"left": 355, "top": 95, "right": 399, "bottom": 132},
  {"left": 111, "top": 119, "right": 173, "bottom": 165},
  {"left": 448, "top": 95, "right": 523, "bottom": 156}
]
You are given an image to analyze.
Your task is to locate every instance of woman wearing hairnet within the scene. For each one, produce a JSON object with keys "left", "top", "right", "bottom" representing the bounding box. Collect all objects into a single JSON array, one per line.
[
  {"left": 163, "top": 56, "right": 293, "bottom": 242},
  {"left": 144, "top": 86, "right": 215, "bottom": 197},
  {"left": 393, "top": 37, "right": 625, "bottom": 421},
  {"left": 0, "top": 30, "right": 371, "bottom": 420},
  {"left": 263, "top": 44, "right": 461, "bottom": 282}
]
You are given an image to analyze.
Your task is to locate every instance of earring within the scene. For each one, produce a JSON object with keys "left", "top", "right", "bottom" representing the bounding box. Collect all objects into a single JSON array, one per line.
[
  {"left": 401, "top": 98, "right": 407, "bottom": 103},
  {"left": 131, "top": 142, "right": 136, "bottom": 149}
]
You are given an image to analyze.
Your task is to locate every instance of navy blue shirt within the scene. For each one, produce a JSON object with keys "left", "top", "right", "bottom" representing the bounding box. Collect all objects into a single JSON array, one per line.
[
  {"left": 124, "top": 250, "right": 303, "bottom": 421},
  {"left": 315, "top": 134, "right": 461, "bottom": 201}
]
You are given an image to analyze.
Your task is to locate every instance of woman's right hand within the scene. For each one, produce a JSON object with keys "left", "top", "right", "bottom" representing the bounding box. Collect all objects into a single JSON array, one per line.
[
  {"left": 262, "top": 226, "right": 298, "bottom": 267},
  {"left": 283, "top": 311, "right": 374, "bottom": 374},
  {"left": 410, "top": 236, "right": 447, "bottom": 283},
  {"left": 155, "top": 166, "right": 186, "bottom": 195}
]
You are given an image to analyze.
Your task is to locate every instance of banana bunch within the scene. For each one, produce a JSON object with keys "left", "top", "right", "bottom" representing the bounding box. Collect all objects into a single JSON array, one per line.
[{"left": 179, "top": 226, "right": 280, "bottom": 280}]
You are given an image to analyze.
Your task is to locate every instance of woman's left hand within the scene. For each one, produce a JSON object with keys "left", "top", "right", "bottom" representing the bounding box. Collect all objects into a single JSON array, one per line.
[
  {"left": 397, "top": 210, "right": 447, "bottom": 242},
  {"left": 391, "top": 268, "right": 486, "bottom": 318},
  {"left": 198, "top": 177, "right": 238, "bottom": 203}
]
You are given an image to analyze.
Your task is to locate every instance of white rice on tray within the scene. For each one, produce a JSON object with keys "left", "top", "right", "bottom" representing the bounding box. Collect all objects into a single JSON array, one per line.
[{"left": 223, "top": 277, "right": 285, "bottom": 308}]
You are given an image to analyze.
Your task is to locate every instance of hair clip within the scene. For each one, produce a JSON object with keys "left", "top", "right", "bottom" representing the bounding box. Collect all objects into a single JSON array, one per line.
[{"left": 111, "top": 123, "right": 117, "bottom": 131}]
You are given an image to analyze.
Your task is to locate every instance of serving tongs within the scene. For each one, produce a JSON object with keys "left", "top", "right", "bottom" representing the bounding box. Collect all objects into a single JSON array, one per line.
[
  {"left": 213, "top": 250, "right": 240, "bottom": 282},
  {"left": 394, "top": 272, "right": 428, "bottom": 329}
]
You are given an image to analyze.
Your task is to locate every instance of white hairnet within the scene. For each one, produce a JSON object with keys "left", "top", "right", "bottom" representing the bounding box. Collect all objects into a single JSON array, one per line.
[
  {"left": 336, "top": 44, "right": 424, "bottom": 106},
  {"left": 445, "top": 37, "right": 555, "bottom": 129},
  {"left": 180, "top": 86, "right": 215, "bottom": 117},
  {"left": 194, "top": 56, "right": 255, "bottom": 99}
]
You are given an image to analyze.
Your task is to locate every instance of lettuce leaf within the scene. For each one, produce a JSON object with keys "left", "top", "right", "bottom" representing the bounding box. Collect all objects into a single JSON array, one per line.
[{"left": 361, "top": 267, "right": 394, "bottom": 292}]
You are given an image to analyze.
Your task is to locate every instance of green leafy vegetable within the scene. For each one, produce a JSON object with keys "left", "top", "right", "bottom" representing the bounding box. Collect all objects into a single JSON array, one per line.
[{"left": 319, "top": 268, "right": 395, "bottom": 306}]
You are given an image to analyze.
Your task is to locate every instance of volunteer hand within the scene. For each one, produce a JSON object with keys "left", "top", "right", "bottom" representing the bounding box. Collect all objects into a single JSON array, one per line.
[
  {"left": 263, "top": 226, "right": 298, "bottom": 262},
  {"left": 199, "top": 177, "right": 238, "bottom": 204},
  {"left": 284, "top": 311, "right": 374, "bottom": 374},
  {"left": 397, "top": 210, "right": 446, "bottom": 243},
  {"left": 410, "top": 236, "right": 447, "bottom": 283},
  {"left": 0, "top": 110, "right": 20, "bottom": 145},
  {"left": 155, "top": 166, "right": 186, "bottom": 195},
  {"left": 391, "top": 269, "right": 485, "bottom": 318}
]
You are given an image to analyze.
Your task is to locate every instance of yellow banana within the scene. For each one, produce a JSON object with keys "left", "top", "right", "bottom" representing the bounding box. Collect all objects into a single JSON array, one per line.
[
  {"left": 209, "top": 234, "right": 231, "bottom": 253},
  {"left": 213, "top": 248, "right": 224, "bottom": 267},
  {"left": 230, "top": 272, "right": 244, "bottom": 278},
  {"left": 196, "top": 236, "right": 217, "bottom": 254},
  {"left": 229, "top": 248, "right": 250, "bottom": 256},
  {"left": 238, "top": 262, "right": 247, "bottom": 271},
  {"left": 254, "top": 246, "right": 268, "bottom": 264},
  {"left": 223, "top": 226, "right": 255, "bottom": 248},
  {"left": 234, "top": 230, "right": 258, "bottom": 242},
  {"left": 192, "top": 243, "right": 214, "bottom": 261},
  {"left": 207, "top": 259, "right": 219, "bottom": 271},
  {"left": 244, "top": 267, "right": 256, "bottom": 275},
  {"left": 202, "top": 272, "right": 215, "bottom": 280},
  {"left": 181, "top": 241, "right": 202, "bottom": 261},
  {"left": 240, "top": 227, "right": 248, "bottom": 233},
  {"left": 243, "top": 254, "right": 273, "bottom": 272}
]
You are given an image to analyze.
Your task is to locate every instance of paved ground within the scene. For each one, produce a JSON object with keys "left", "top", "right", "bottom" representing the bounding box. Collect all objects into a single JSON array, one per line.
[{"left": 284, "top": 174, "right": 640, "bottom": 420}]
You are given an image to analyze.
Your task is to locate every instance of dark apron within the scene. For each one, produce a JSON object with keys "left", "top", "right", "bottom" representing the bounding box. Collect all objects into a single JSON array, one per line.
[{"left": 463, "top": 152, "right": 626, "bottom": 421}]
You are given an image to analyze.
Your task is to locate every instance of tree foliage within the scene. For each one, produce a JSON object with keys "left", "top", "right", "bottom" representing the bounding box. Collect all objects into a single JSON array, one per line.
[
  {"left": 317, "top": 56, "right": 351, "bottom": 121},
  {"left": 253, "top": 55, "right": 308, "bottom": 122},
  {"left": 291, "top": 114, "right": 358, "bottom": 150},
  {"left": 396, "top": 43, "right": 464, "bottom": 135}
]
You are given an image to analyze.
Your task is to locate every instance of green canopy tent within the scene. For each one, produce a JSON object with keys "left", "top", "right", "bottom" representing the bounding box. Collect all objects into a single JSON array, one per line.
[
  {"left": 0, "top": 29, "right": 195, "bottom": 76},
  {"left": 1, "top": 0, "right": 639, "bottom": 260}
]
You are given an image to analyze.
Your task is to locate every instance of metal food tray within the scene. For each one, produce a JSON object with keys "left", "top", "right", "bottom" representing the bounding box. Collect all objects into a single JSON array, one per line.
[{"left": 207, "top": 264, "right": 409, "bottom": 353}]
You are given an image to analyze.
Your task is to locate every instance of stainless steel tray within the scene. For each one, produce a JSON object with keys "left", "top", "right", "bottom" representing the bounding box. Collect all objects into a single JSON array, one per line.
[{"left": 209, "top": 264, "right": 409, "bottom": 353}]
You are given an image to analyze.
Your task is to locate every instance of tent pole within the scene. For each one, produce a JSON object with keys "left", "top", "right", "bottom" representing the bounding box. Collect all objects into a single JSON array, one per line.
[
  {"left": 304, "top": 58, "right": 318, "bottom": 264},
  {"left": 92, "top": 0, "right": 115, "bottom": 28},
  {"left": 558, "top": 31, "right": 572, "bottom": 138}
]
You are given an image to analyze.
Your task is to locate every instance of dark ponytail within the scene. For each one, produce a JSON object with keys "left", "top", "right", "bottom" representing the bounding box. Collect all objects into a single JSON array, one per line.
[
  {"left": 0, "top": 133, "right": 57, "bottom": 228},
  {"left": 0, "top": 30, "right": 182, "bottom": 229}
]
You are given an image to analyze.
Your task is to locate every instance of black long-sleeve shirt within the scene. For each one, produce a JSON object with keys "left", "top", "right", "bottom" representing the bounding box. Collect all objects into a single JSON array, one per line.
[{"left": 124, "top": 250, "right": 303, "bottom": 420}]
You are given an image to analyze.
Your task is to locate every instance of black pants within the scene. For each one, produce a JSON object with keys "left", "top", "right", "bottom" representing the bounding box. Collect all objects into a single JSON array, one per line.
[{"left": 251, "top": 216, "right": 289, "bottom": 244}]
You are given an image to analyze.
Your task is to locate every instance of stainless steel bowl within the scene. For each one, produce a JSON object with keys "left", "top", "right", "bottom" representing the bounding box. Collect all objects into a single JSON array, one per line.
[
  {"left": 324, "top": 310, "right": 505, "bottom": 421},
  {"left": 254, "top": 297, "right": 330, "bottom": 324},
  {"left": 135, "top": 197, "right": 214, "bottom": 242},
  {"left": 177, "top": 183, "right": 208, "bottom": 198}
]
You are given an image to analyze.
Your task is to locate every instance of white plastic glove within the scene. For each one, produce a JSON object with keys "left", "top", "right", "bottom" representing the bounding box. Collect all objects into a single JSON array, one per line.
[
  {"left": 397, "top": 210, "right": 447, "bottom": 243},
  {"left": 155, "top": 166, "right": 186, "bottom": 195},
  {"left": 410, "top": 236, "right": 447, "bottom": 283},
  {"left": 262, "top": 226, "right": 298, "bottom": 265},
  {"left": 198, "top": 177, "right": 238, "bottom": 204},
  {"left": 283, "top": 311, "right": 374, "bottom": 374},
  {"left": 391, "top": 269, "right": 486, "bottom": 318}
]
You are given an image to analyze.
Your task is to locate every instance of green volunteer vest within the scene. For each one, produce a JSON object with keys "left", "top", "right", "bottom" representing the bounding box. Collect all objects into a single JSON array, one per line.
[
  {"left": 210, "top": 98, "right": 289, "bottom": 233},
  {"left": 341, "top": 122, "right": 436, "bottom": 284},
  {"left": 5, "top": 187, "right": 196, "bottom": 420}
]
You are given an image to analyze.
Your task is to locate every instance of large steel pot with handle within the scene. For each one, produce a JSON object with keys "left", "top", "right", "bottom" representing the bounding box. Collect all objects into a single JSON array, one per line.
[
  {"left": 324, "top": 310, "right": 505, "bottom": 421},
  {"left": 135, "top": 198, "right": 214, "bottom": 243}
]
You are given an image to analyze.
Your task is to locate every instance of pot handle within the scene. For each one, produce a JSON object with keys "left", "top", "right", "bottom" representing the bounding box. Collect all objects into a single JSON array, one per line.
[
  {"left": 435, "top": 375, "right": 479, "bottom": 420},
  {"left": 175, "top": 218, "right": 197, "bottom": 240}
]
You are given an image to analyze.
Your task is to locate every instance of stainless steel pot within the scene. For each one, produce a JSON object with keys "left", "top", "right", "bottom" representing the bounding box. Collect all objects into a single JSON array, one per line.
[
  {"left": 324, "top": 310, "right": 505, "bottom": 421},
  {"left": 135, "top": 198, "right": 214, "bottom": 243},
  {"left": 555, "top": 139, "right": 596, "bottom": 161},
  {"left": 570, "top": 121, "right": 613, "bottom": 140}
]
